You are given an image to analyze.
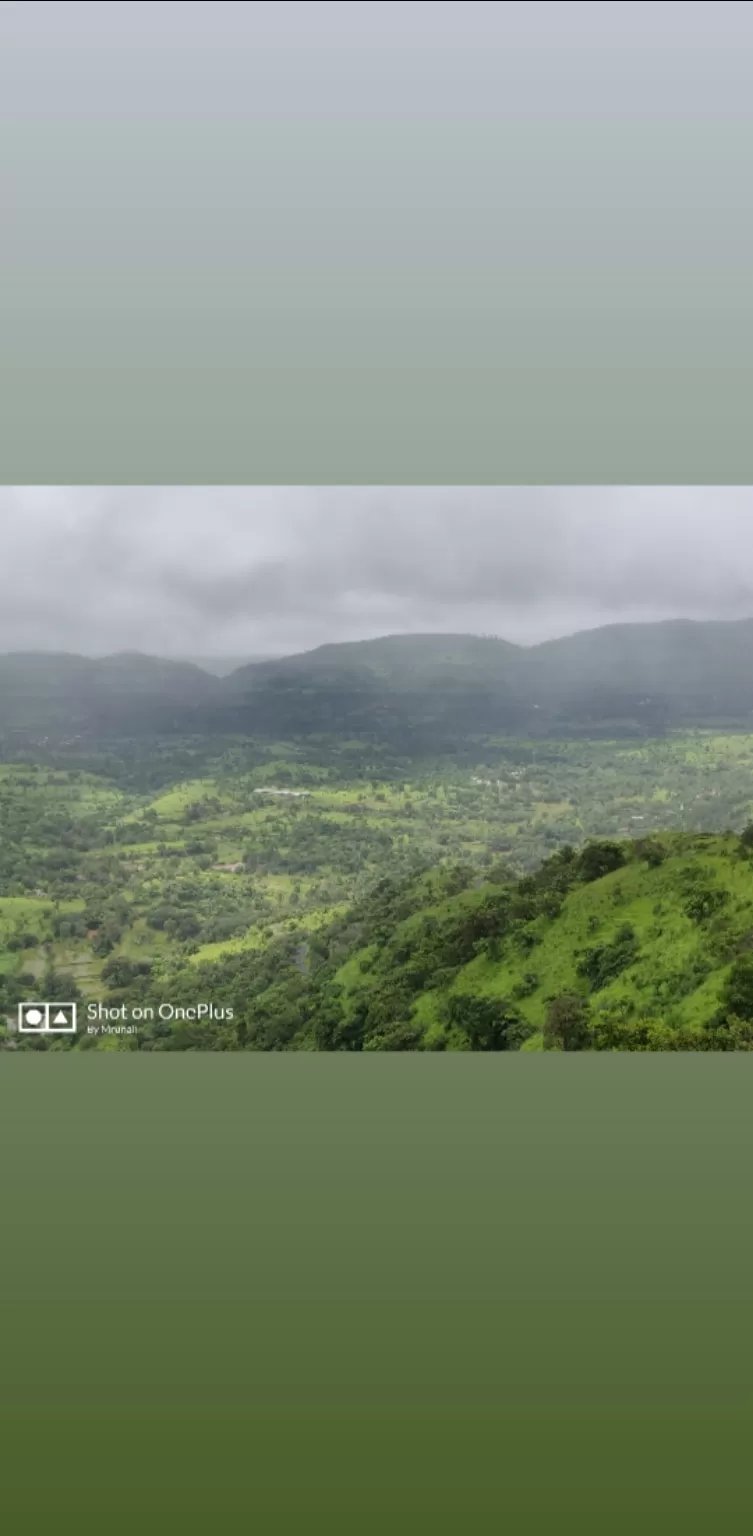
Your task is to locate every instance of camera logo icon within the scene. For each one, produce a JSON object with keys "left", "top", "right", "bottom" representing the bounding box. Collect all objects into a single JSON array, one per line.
[{"left": 18, "top": 1002, "right": 77, "bottom": 1034}]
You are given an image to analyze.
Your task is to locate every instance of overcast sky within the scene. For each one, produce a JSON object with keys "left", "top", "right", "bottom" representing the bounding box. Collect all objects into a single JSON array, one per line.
[{"left": 1, "top": 487, "right": 753, "bottom": 659}]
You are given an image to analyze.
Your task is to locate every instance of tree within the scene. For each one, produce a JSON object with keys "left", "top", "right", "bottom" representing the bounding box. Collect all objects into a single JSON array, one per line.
[
  {"left": 700, "top": 1011, "right": 753, "bottom": 1050},
  {"left": 101, "top": 957, "right": 153, "bottom": 992},
  {"left": 635, "top": 838, "right": 666, "bottom": 868},
  {"left": 719, "top": 955, "right": 753, "bottom": 1022},
  {"left": 577, "top": 841, "right": 626, "bottom": 883},
  {"left": 40, "top": 966, "right": 83, "bottom": 1006},
  {"left": 446, "top": 993, "right": 532, "bottom": 1051},
  {"left": 543, "top": 993, "right": 591, "bottom": 1052},
  {"left": 92, "top": 925, "right": 123, "bottom": 958}
]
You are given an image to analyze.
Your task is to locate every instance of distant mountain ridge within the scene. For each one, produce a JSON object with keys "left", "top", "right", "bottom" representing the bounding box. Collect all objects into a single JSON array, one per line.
[
  {"left": 3, "top": 619, "right": 753, "bottom": 742},
  {"left": 0, "top": 651, "right": 218, "bottom": 735},
  {"left": 221, "top": 620, "right": 753, "bottom": 740}
]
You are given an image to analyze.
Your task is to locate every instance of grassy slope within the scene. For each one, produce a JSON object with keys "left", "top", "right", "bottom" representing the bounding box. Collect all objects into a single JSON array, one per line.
[
  {"left": 329, "top": 834, "right": 753, "bottom": 1048},
  {"left": 188, "top": 902, "right": 348, "bottom": 966}
]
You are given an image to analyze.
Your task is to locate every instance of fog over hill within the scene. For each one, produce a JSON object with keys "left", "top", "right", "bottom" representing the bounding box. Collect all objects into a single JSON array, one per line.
[
  {"left": 3, "top": 617, "right": 753, "bottom": 745},
  {"left": 180, "top": 656, "right": 279, "bottom": 677}
]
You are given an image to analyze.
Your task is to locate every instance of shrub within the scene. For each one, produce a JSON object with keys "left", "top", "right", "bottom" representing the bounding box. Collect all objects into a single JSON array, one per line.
[
  {"left": 575, "top": 924, "right": 639, "bottom": 992},
  {"left": 512, "top": 971, "right": 539, "bottom": 1000}
]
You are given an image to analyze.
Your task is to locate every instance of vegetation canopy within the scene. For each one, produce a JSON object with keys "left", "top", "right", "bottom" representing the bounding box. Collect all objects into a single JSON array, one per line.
[{"left": 2, "top": 701, "right": 753, "bottom": 1051}]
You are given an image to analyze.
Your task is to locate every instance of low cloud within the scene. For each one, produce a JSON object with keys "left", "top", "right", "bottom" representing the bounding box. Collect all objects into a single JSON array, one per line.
[{"left": 1, "top": 486, "right": 752, "bottom": 657}]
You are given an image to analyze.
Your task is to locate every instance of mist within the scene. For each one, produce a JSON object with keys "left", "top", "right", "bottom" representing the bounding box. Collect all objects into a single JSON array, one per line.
[{"left": 1, "top": 486, "right": 752, "bottom": 659}]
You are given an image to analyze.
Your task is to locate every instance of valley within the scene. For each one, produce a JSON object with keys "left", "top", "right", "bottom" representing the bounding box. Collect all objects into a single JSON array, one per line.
[{"left": 3, "top": 726, "right": 753, "bottom": 1050}]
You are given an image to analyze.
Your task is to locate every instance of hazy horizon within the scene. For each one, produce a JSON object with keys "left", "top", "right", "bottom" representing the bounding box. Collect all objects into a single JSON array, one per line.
[{"left": 4, "top": 608, "right": 753, "bottom": 672}]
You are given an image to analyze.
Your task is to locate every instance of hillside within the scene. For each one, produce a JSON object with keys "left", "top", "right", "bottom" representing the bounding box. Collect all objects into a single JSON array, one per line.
[
  {"left": 53, "top": 826, "right": 753, "bottom": 1051},
  {"left": 284, "top": 830, "right": 753, "bottom": 1051},
  {"left": 220, "top": 633, "right": 531, "bottom": 742},
  {"left": 227, "top": 621, "right": 753, "bottom": 740},
  {"left": 4, "top": 618, "right": 753, "bottom": 746}
]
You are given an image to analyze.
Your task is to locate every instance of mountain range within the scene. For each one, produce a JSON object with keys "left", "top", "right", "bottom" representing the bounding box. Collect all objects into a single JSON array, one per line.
[{"left": 3, "top": 618, "right": 753, "bottom": 743}]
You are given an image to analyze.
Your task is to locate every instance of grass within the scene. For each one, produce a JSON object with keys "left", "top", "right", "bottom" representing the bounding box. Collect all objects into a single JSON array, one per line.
[
  {"left": 189, "top": 902, "right": 347, "bottom": 966},
  {"left": 148, "top": 780, "right": 227, "bottom": 817}
]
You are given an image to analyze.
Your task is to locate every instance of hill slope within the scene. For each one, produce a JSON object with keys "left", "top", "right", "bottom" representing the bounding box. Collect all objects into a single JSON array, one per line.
[
  {"left": 300, "top": 831, "right": 753, "bottom": 1051},
  {"left": 83, "top": 829, "right": 753, "bottom": 1051}
]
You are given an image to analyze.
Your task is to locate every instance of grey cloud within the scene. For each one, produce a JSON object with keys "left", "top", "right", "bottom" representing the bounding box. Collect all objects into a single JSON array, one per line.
[{"left": 1, "top": 487, "right": 753, "bottom": 658}]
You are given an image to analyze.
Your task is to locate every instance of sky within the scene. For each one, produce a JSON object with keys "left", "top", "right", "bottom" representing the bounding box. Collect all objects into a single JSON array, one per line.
[{"left": 2, "top": 487, "right": 753, "bottom": 659}]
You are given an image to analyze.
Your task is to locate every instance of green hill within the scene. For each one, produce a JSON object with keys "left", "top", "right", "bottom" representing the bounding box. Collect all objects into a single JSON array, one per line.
[
  {"left": 90, "top": 828, "right": 753, "bottom": 1052},
  {"left": 300, "top": 830, "right": 753, "bottom": 1052}
]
